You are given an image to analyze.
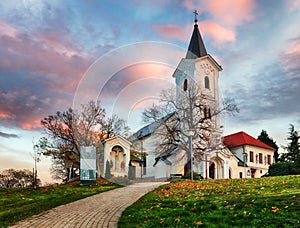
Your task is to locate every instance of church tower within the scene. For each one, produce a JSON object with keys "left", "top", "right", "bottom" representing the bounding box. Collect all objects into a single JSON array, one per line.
[{"left": 173, "top": 11, "right": 223, "bottom": 146}]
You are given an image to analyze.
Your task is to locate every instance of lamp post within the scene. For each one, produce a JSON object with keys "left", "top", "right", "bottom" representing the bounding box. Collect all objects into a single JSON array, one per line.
[{"left": 187, "top": 129, "right": 194, "bottom": 180}]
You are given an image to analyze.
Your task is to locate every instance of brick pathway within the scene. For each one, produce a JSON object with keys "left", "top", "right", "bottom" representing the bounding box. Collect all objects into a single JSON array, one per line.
[{"left": 10, "top": 182, "right": 167, "bottom": 228}]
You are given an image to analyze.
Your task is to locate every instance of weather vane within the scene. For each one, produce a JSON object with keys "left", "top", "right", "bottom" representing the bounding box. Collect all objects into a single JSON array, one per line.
[{"left": 193, "top": 9, "right": 198, "bottom": 23}]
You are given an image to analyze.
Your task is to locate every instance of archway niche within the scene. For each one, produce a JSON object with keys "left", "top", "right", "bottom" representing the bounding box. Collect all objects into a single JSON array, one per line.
[{"left": 111, "top": 145, "right": 125, "bottom": 171}]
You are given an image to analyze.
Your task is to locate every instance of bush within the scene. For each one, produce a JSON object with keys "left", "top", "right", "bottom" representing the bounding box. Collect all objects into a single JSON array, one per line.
[
  {"left": 268, "top": 162, "right": 300, "bottom": 176},
  {"left": 291, "top": 162, "right": 300, "bottom": 174},
  {"left": 182, "top": 171, "right": 203, "bottom": 180}
]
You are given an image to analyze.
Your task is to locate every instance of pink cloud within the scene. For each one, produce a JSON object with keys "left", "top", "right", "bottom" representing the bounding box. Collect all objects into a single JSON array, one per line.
[
  {"left": 182, "top": 0, "right": 255, "bottom": 27},
  {"left": 153, "top": 24, "right": 188, "bottom": 42},
  {"left": 21, "top": 118, "right": 41, "bottom": 130},
  {"left": 286, "top": 0, "right": 300, "bottom": 12},
  {"left": 182, "top": 0, "right": 195, "bottom": 11},
  {"left": 0, "top": 111, "right": 16, "bottom": 119},
  {"left": 0, "top": 20, "right": 91, "bottom": 92},
  {"left": 204, "top": 0, "right": 255, "bottom": 27},
  {"left": 0, "top": 20, "right": 18, "bottom": 38},
  {"left": 200, "top": 21, "right": 235, "bottom": 44},
  {"left": 282, "top": 38, "right": 300, "bottom": 76},
  {"left": 155, "top": 0, "right": 256, "bottom": 47},
  {"left": 153, "top": 22, "right": 235, "bottom": 46},
  {"left": 285, "top": 41, "right": 300, "bottom": 55},
  {"left": 0, "top": 20, "right": 94, "bottom": 130}
]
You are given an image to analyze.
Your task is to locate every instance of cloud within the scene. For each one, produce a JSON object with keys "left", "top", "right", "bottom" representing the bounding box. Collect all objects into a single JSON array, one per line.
[
  {"left": 286, "top": 0, "right": 300, "bottom": 12},
  {"left": 0, "top": 19, "right": 95, "bottom": 130},
  {"left": 153, "top": 24, "right": 188, "bottom": 42},
  {"left": 0, "top": 88, "right": 48, "bottom": 129},
  {"left": 0, "top": 20, "right": 91, "bottom": 88},
  {"left": 282, "top": 36, "right": 300, "bottom": 78},
  {"left": 223, "top": 64, "right": 300, "bottom": 126},
  {"left": 99, "top": 62, "right": 175, "bottom": 106},
  {"left": 183, "top": 0, "right": 255, "bottom": 27},
  {"left": 205, "top": 0, "right": 255, "bottom": 27},
  {"left": 179, "top": 0, "right": 255, "bottom": 48},
  {"left": 0, "top": 111, "right": 16, "bottom": 119},
  {"left": 0, "top": 20, "right": 18, "bottom": 38},
  {"left": 153, "top": 21, "right": 235, "bottom": 46},
  {"left": 201, "top": 21, "right": 235, "bottom": 44},
  {"left": 0, "top": 131, "right": 19, "bottom": 138}
]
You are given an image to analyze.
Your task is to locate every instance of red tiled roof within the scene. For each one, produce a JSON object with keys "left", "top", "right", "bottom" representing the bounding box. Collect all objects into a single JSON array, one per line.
[{"left": 223, "top": 131, "right": 276, "bottom": 151}]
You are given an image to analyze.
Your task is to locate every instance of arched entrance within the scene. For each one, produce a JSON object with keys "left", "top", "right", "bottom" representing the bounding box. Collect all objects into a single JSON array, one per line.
[{"left": 209, "top": 163, "right": 215, "bottom": 179}]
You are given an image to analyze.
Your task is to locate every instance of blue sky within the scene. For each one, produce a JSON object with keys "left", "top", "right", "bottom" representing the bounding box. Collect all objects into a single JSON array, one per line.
[{"left": 1, "top": 0, "right": 300, "bottom": 183}]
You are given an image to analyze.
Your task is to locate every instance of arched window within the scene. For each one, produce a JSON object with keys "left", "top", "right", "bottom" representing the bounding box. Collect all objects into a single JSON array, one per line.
[
  {"left": 204, "top": 76, "right": 210, "bottom": 89},
  {"left": 183, "top": 79, "right": 188, "bottom": 91}
]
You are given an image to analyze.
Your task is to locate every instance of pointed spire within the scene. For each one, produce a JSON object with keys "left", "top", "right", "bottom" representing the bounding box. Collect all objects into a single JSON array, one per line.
[{"left": 186, "top": 10, "right": 208, "bottom": 59}]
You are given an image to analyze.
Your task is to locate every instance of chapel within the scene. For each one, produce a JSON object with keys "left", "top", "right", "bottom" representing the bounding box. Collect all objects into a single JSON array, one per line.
[{"left": 100, "top": 13, "right": 276, "bottom": 180}]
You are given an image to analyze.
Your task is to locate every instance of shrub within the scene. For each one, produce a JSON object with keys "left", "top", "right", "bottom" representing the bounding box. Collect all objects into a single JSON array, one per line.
[
  {"left": 182, "top": 171, "right": 203, "bottom": 180},
  {"left": 268, "top": 162, "right": 296, "bottom": 176}
]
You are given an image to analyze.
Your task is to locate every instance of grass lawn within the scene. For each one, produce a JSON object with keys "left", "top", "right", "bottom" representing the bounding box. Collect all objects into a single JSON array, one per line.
[
  {"left": 0, "top": 178, "right": 120, "bottom": 227},
  {"left": 119, "top": 175, "right": 300, "bottom": 228}
]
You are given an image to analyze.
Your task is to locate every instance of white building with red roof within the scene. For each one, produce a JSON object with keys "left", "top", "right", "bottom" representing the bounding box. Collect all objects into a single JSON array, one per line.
[{"left": 223, "top": 131, "right": 276, "bottom": 178}]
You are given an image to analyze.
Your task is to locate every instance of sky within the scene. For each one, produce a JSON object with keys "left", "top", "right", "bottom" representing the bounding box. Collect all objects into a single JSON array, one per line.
[{"left": 1, "top": 0, "right": 300, "bottom": 184}]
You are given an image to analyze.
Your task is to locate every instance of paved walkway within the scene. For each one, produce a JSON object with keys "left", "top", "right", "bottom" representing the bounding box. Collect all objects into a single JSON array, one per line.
[{"left": 10, "top": 182, "right": 167, "bottom": 228}]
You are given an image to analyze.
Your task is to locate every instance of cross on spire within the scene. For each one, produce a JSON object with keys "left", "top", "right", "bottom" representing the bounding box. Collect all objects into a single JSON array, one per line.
[{"left": 193, "top": 9, "right": 198, "bottom": 24}]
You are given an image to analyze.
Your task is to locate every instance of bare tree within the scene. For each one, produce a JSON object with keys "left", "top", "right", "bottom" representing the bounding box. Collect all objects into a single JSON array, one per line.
[
  {"left": 35, "top": 101, "right": 130, "bottom": 181},
  {"left": 142, "top": 85, "right": 239, "bottom": 163}
]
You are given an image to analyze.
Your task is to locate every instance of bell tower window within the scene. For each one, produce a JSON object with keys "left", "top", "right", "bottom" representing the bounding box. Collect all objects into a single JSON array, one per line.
[
  {"left": 183, "top": 78, "right": 188, "bottom": 91},
  {"left": 205, "top": 76, "right": 210, "bottom": 89}
]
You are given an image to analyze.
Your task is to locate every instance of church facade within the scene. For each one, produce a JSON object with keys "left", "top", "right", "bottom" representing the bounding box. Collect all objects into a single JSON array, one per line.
[{"left": 100, "top": 15, "right": 276, "bottom": 180}]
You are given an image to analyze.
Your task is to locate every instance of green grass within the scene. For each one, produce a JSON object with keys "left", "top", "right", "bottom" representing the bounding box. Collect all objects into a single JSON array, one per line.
[
  {"left": 119, "top": 175, "right": 300, "bottom": 228},
  {"left": 0, "top": 179, "right": 120, "bottom": 227}
]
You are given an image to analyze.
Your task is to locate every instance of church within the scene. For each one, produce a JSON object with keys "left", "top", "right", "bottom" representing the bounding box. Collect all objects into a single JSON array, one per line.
[{"left": 100, "top": 13, "right": 276, "bottom": 180}]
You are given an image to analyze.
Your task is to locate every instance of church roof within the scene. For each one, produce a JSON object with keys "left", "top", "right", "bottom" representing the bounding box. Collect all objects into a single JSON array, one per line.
[
  {"left": 186, "top": 22, "right": 207, "bottom": 59},
  {"left": 153, "top": 145, "right": 178, "bottom": 166},
  {"left": 132, "top": 112, "right": 175, "bottom": 141},
  {"left": 223, "top": 131, "right": 276, "bottom": 151}
]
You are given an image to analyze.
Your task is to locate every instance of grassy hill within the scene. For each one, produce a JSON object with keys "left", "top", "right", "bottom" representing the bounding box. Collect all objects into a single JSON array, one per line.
[
  {"left": 0, "top": 178, "right": 120, "bottom": 227},
  {"left": 119, "top": 175, "right": 300, "bottom": 227}
]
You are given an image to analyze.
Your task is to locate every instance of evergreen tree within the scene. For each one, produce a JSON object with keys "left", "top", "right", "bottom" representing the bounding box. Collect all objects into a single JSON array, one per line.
[
  {"left": 257, "top": 130, "right": 279, "bottom": 162},
  {"left": 282, "top": 125, "right": 300, "bottom": 166}
]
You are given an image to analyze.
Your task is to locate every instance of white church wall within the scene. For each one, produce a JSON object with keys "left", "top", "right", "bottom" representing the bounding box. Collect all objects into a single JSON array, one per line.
[{"left": 154, "top": 162, "right": 170, "bottom": 179}]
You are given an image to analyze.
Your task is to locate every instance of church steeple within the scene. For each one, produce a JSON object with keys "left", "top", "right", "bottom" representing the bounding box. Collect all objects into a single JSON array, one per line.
[{"left": 186, "top": 10, "right": 207, "bottom": 59}]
